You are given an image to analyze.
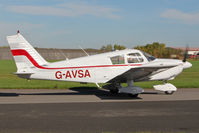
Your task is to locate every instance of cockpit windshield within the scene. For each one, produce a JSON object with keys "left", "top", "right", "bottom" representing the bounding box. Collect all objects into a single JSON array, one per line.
[{"left": 141, "top": 51, "right": 156, "bottom": 62}]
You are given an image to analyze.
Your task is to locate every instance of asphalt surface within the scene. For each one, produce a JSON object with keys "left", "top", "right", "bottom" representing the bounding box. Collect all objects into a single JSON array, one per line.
[
  {"left": 0, "top": 88, "right": 199, "bottom": 104},
  {"left": 0, "top": 88, "right": 199, "bottom": 133}
]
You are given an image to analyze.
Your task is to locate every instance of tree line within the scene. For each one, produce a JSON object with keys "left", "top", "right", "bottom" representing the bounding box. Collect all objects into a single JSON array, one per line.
[
  {"left": 100, "top": 44, "right": 126, "bottom": 52},
  {"left": 100, "top": 42, "right": 184, "bottom": 59}
]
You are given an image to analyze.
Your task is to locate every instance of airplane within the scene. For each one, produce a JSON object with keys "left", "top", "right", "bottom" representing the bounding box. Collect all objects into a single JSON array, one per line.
[{"left": 7, "top": 31, "right": 192, "bottom": 97}]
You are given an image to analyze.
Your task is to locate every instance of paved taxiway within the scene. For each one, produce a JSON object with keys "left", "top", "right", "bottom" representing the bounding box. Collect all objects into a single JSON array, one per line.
[
  {"left": 0, "top": 88, "right": 199, "bottom": 104},
  {"left": 0, "top": 88, "right": 199, "bottom": 133}
]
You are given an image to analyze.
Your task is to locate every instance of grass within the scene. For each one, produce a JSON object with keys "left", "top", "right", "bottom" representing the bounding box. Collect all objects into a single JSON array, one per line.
[
  {"left": 0, "top": 60, "right": 198, "bottom": 89},
  {"left": 0, "top": 60, "right": 96, "bottom": 89}
]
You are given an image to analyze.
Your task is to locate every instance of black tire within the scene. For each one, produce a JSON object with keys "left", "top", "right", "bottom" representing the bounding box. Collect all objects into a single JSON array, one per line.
[
  {"left": 110, "top": 89, "right": 119, "bottom": 94},
  {"left": 165, "top": 91, "right": 174, "bottom": 95},
  {"left": 128, "top": 94, "right": 139, "bottom": 98}
]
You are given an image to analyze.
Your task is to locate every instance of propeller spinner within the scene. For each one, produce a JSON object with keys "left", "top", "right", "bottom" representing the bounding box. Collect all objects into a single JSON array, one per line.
[{"left": 183, "top": 45, "right": 189, "bottom": 62}]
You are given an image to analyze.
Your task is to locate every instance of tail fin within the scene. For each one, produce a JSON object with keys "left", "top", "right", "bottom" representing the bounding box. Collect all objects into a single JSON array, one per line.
[{"left": 7, "top": 32, "right": 48, "bottom": 73}]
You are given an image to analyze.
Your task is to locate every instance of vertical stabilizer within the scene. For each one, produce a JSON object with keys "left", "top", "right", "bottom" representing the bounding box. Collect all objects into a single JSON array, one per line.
[{"left": 7, "top": 32, "right": 48, "bottom": 73}]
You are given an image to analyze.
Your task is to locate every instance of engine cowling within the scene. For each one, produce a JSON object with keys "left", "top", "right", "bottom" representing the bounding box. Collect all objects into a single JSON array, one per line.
[{"left": 150, "top": 65, "right": 183, "bottom": 81}]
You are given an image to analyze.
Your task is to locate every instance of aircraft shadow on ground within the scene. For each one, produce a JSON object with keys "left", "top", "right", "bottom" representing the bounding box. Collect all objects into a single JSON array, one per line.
[
  {"left": 0, "top": 93, "right": 19, "bottom": 97},
  {"left": 0, "top": 87, "right": 161, "bottom": 100},
  {"left": 69, "top": 87, "right": 143, "bottom": 100}
]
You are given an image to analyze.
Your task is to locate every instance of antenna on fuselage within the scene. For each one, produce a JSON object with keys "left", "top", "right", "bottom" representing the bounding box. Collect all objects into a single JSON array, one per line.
[
  {"left": 59, "top": 49, "right": 68, "bottom": 61},
  {"left": 78, "top": 45, "right": 89, "bottom": 56}
]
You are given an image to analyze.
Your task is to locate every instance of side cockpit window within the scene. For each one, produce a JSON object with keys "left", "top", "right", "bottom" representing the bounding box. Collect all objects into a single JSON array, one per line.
[
  {"left": 127, "top": 53, "right": 144, "bottom": 63},
  {"left": 110, "top": 55, "right": 125, "bottom": 64}
]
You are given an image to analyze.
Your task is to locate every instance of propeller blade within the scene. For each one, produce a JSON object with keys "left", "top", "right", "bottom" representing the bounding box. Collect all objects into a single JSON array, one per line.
[{"left": 183, "top": 45, "right": 189, "bottom": 62}]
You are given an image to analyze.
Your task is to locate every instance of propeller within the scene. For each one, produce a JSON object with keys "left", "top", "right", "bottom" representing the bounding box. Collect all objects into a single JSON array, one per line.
[{"left": 183, "top": 45, "right": 189, "bottom": 62}]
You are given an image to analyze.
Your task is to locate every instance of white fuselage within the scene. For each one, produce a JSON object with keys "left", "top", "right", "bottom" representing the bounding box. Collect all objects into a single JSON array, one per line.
[
  {"left": 28, "top": 49, "right": 191, "bottom": 83},
  {"left": 29, "top": 49, "right": 147, "bottom": 83}
]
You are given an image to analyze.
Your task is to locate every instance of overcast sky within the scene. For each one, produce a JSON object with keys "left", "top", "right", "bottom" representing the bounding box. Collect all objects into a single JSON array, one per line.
[{"left": 0, "top": 0, "right": 199, "bottom": 49}]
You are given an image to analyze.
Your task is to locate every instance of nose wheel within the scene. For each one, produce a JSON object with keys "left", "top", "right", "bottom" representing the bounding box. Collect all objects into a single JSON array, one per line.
[
  {"left": 153, "top": 82, "right": 177, "bottom": 95},
  {"left": 165, "top": 91, "right": 175, "bottom": 95}
]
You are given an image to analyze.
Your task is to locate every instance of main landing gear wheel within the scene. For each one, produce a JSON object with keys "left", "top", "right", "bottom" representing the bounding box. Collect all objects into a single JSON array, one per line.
[
  {"left": 110, "top": 89, "right": 119, "bottom": 94},
  {"left": 128, "top": 94, "right": 139, "bottom": 98},
  {"left": 165, "top": 91, "right": 175, "bottom": 95}
]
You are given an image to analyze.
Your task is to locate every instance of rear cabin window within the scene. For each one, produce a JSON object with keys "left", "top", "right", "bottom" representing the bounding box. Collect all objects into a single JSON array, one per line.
[
  {"left": 127, "top": 53, "right": 144, "bottom": 63},
  {"left": 110, "top": 55, "right": 125, "bottom": 64}
]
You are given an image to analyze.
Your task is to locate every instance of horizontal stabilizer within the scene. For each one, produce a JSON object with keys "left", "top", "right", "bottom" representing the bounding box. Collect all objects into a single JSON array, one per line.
[
  {"left": 13, "top": 72, "right": 33, "bottom": 79},
  {"left": 13, "top": 72, "right": 34, "bottom": 75}
]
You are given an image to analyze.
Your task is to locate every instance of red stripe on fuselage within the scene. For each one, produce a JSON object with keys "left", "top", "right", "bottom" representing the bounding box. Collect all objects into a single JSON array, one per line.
[{"left": 11, "top": 49, "right": 142, "bottom": 70}]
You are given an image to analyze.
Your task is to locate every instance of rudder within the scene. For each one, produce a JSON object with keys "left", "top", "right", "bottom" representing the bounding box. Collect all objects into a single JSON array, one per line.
[{"left": 7, "top": 32, "right": 48, "bottom": 73}]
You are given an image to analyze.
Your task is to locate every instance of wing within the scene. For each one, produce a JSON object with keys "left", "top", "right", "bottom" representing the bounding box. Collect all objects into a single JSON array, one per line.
[{"left": 108, "top": 63, "right": 178, "bottom": 83}]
